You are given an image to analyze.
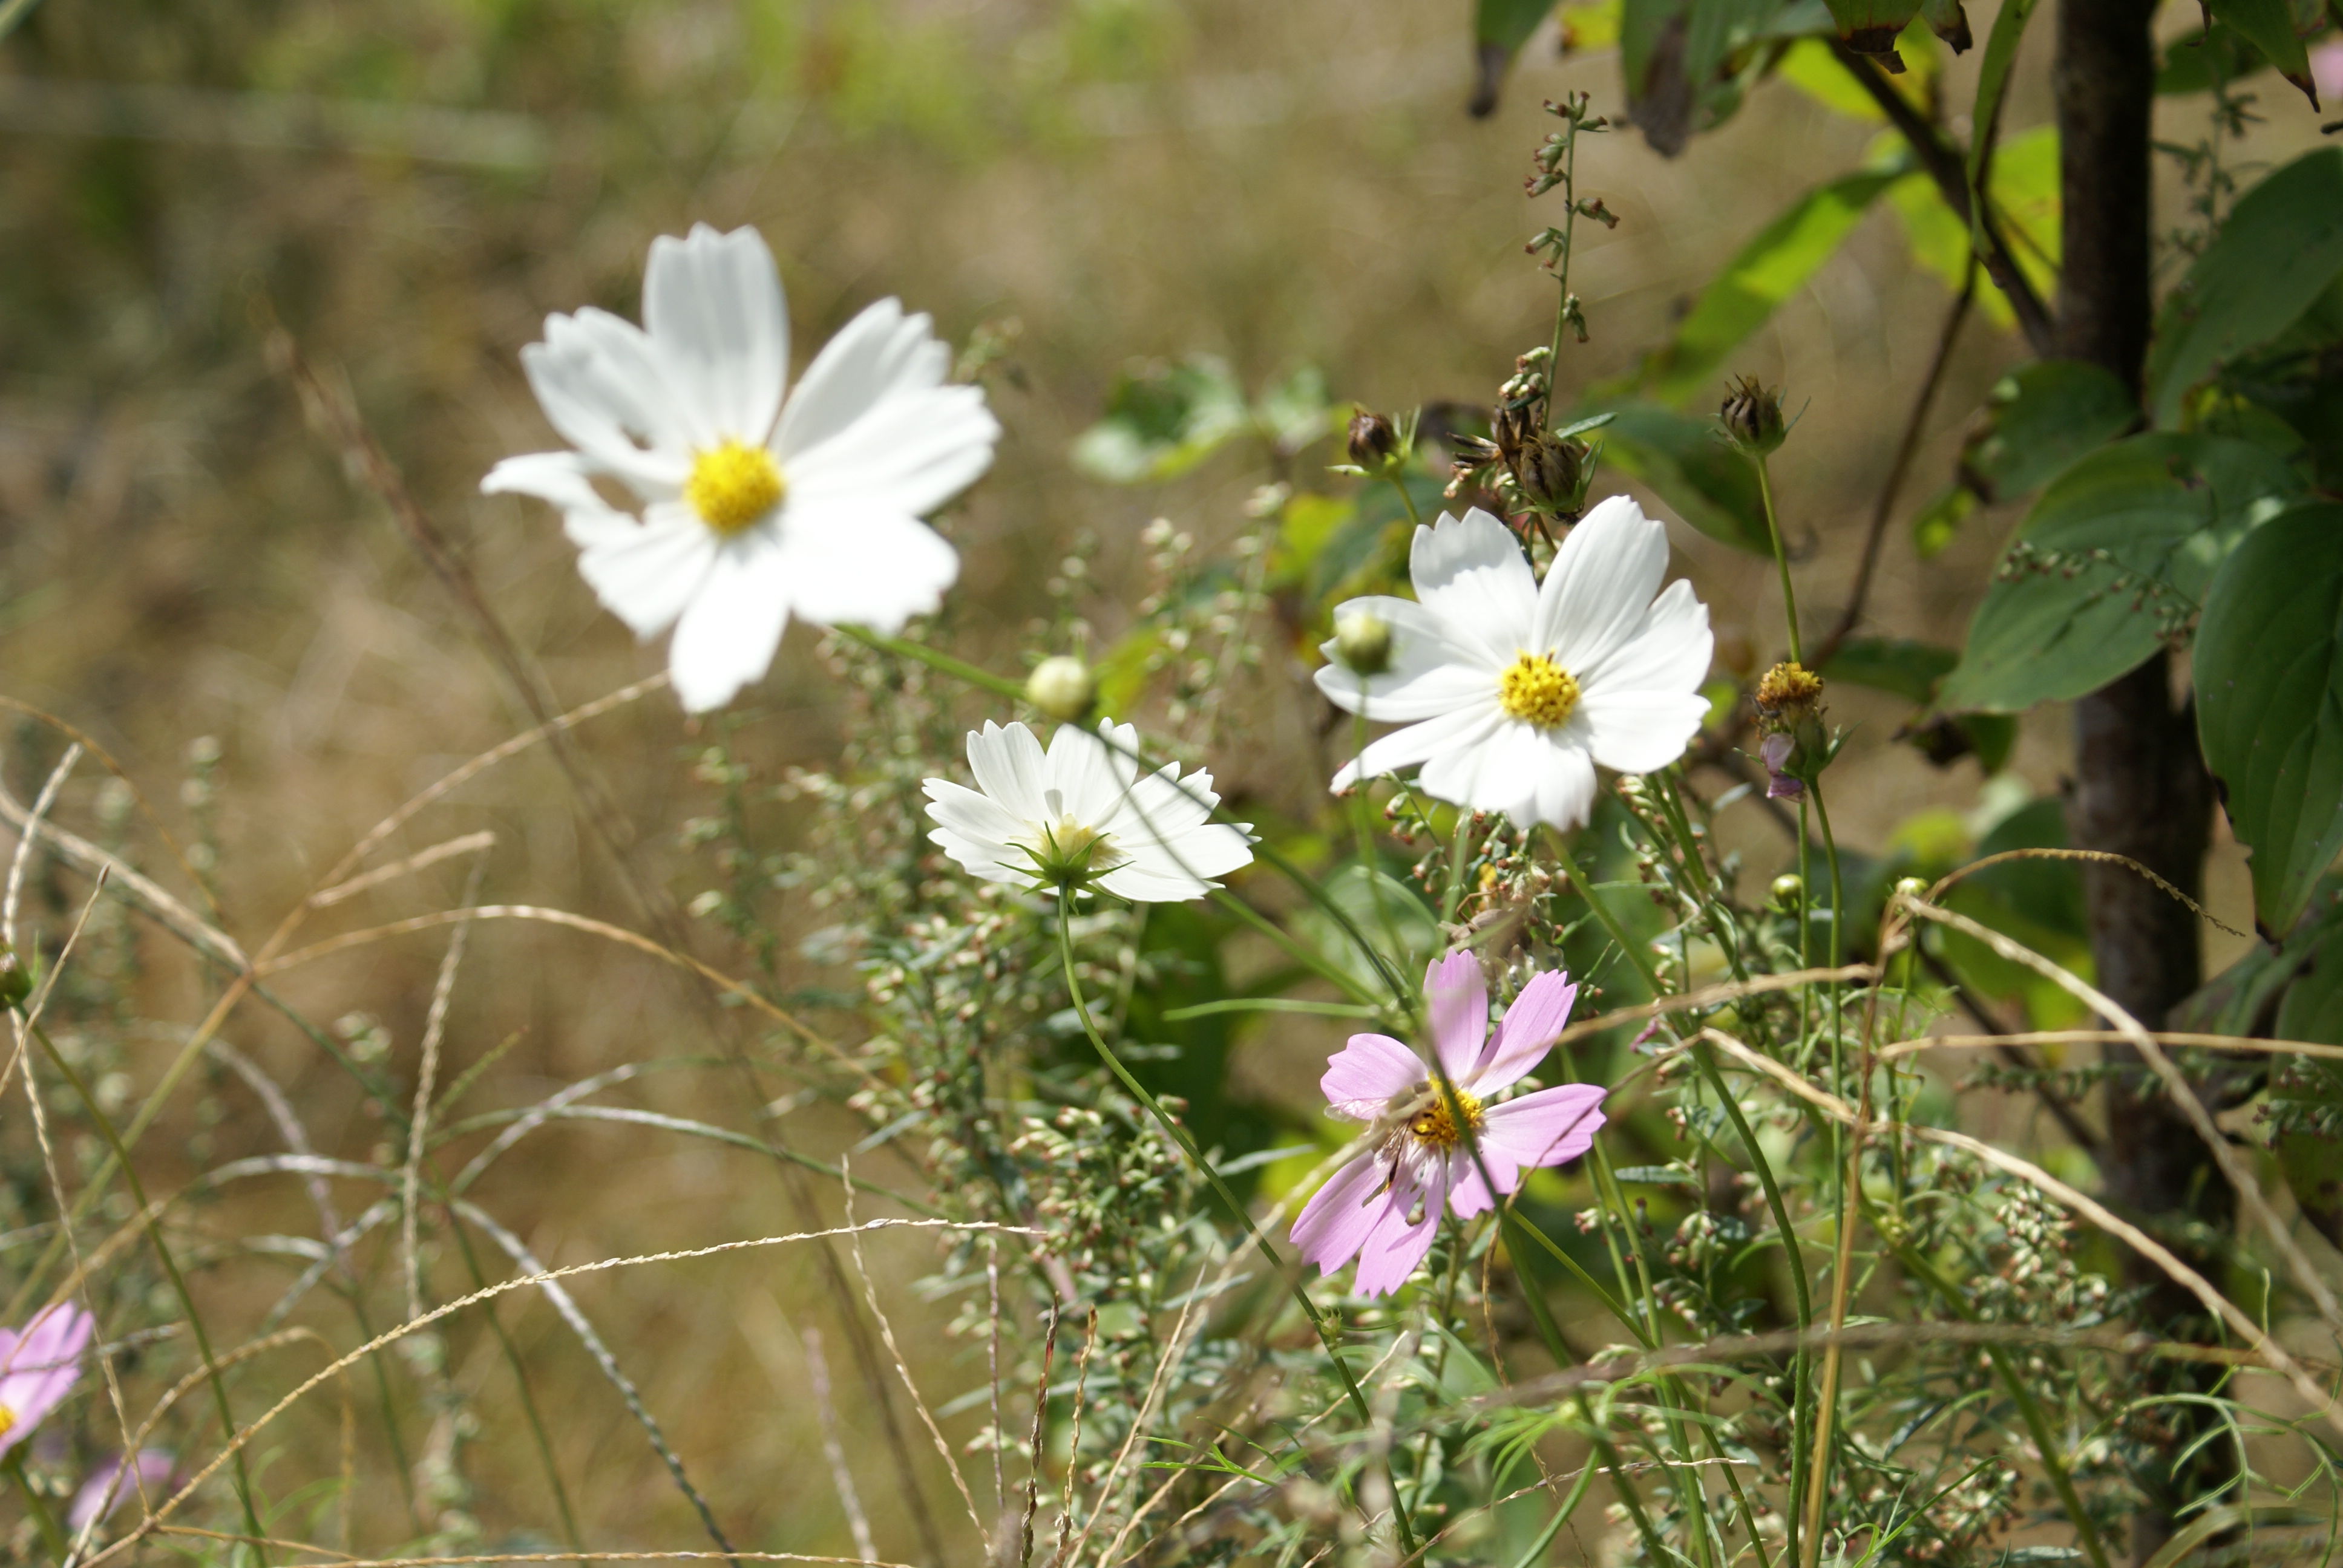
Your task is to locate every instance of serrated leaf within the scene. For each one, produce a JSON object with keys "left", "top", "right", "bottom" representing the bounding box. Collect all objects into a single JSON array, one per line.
[
  {"left": 1642, "top": 167, "right": 1902, "bottom": 405},
  {"left": 2147, "top": 149, "right": 2343, "bottom": 428},
  {"left": 1940, "top": 433, "right": 2304, "bottom": 713},
  {"left": 2195, "top": 503, "right": 2343, "bottom": 933},
  {"left": 1589, "top": 401, "right": 1772, "bottom": 554},
  {"left": 1958, "top": 360, "right": 2137, "bottom": 503},
  {"left": 1070, "top": 356, "right": 1251, "bottom": 483},
  {"left": 2201, "top": 0, "right": 2317, "bottom": 104}
]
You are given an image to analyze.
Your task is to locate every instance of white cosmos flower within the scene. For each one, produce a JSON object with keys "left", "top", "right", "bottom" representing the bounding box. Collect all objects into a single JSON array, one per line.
[
  {"left": 483, "top": 223, "right": 1000, "bottom": 712},
  {"left": 1316, "top": 498, "right": 1713, "bottom": 831},
  {"left": 923, "top": 720, "right": 1255, "bottom": 902}
]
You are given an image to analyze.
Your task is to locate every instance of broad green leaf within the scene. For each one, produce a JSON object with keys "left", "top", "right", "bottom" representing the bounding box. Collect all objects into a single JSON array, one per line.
[
  {"left": 1964, "top": 0, "right": 2039, "bottom": 219},
  {"left": 2156, "top": 24, "right": 2269, "bottom": 94},
  {"left": 1821, "top": 638, "right": 1956, "bottom": 704},
  {"left": 2146, "top": 149, "right": 2343, "bottom": 428},
  {"left": 1939, "top": 433, "right": 2303, "bottom": 713},
  {"left": 1590, "top": 401, "right": 1772, "bottom": 553},
  {"left": 1623, "top": 0, "right": 1830, "bottom": 153},
  {"left": 1070, "top": 356, "right": 1250, "bottom": 483},
  {"left": 2221, "top": 273, "right": 2343, "bottom": 491},
  {"left": 1820, "top": 0, "right": 1922, "bottom": 56},
  {"left": 1776, "top": 38, "right": 1888, "bottom": 117},
  {"left": 1478, "top": 0, "right": 1558, "bottom": 47},
  {"left": 2195, "top": 503, "right": 2343, "bottom": 933},
  {"left": 1642, "top": 167, "right": 1902, "bottom": 405},
  {"left": 1958, "top": 360, "right": 2137, "bottom": 503},
  {"left": 2201, "top": 0, "right": 2316, "bottom": 103},
  {"left": 1919, "top": 0, "right": 1971, "bottom": 50},
  {"left": 1983, "top": 125, "right": 2060, "bottom": 304}
]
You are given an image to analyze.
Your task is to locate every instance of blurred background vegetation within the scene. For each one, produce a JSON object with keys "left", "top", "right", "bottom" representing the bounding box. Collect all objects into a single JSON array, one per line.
[{"left": 0, "top": 0, "right": 2331, "bottom": 1553}]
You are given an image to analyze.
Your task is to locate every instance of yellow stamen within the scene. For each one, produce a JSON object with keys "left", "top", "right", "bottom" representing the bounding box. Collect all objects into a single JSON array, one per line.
[
  {"left": 1408, "top": 1088, "right": 1484, "bottom": 1149},
  {"left": 1498, "top": 653, "right": 1581, "bottom": 729},
  {"left": 0, "top": 1404, "right": 16, "bottom": 1438},
  {"left": 683, "top": 439, "right": 785, "bottom": 535}
]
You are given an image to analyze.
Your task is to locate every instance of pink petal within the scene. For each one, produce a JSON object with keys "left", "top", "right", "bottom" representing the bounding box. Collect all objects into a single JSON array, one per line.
[
  {"left": 1481, "top": 1086, "right": 1608, "bottom": 1170},
  {"left": 1289, "top": 1156, "right": 1394, "bottom": 1276},
  {"left": 1445, "top": 1144, "right": 1522, "bottom": 1220},
  {"left": 69, "top": 1449, "right": 175, "bottom": 1532},
  {"left": 1320, "top": 1034, "right": 1427, "bottom": 1120},
  {"left": 1353, "top": 1164, "right": 1446, "bottom": 1297},
  {"left": 0, "top": 1304, "right": 91, "bottom": 1447},
  {"left": 1470, "top": 970, "right": 1579, "bottom": 1093},
  {"left": 1423, "top": 952, "right": 1488, "bottom": 1082}
]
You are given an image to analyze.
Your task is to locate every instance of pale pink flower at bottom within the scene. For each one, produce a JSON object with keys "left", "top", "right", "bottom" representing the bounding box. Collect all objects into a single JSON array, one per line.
[
  {"left": 70, "top": 1450, "right": 177, "bottom": 1533},
  {"left": 1289, "top": 953, "right": 1608, "bottom": 1296},
  {"left": 0, "top": 1302, "right": 93, "bottom": 1452}
]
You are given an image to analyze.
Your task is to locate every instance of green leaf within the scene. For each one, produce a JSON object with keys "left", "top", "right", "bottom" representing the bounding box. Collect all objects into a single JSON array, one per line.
[
  {"left": 1622, "top": 0, "right": 1831, "bottom": 153},
  {"left": 2146, "top": 149, "right": 2343, "bottom": 428},
  {"left": 2155, "top": 24, "right": 2269, "bottom": 94},
  {"left": 1588, "top": 400, "right": 1773, "bottom": 553},
  {"left": 1478, "top": 0, "right": 1558, "bottom": 47},
  {"left": 1640, "top": 167, "right": 1901, "bottom": 405},
  {"left": 1957, "top": 360, "right": 2137, "bottom": 503},
  {"left": 2195, "top": 503, "right": 2343, "bottom": 933},
  {"left": 1919, "top": 0, "right": 1971, "bottom": 50},
  {"left": 1821, "top": 638, "right": 1956, "bottom": 704},
  {"left": 1820, "top": 0, "right": 1922, "bottom": 56},
  {"left": 1964, "top": 0, "right": 2040, "bottom": 235},
  {"left": 1070, "top": 356, "right": 1251, "bottom": 483},
  {"left": 2201, "top": 0, "right": 2316, "bottom": 103},
  {"left": 1939, "top": 433, "right": 2304, "bottom": 713}
]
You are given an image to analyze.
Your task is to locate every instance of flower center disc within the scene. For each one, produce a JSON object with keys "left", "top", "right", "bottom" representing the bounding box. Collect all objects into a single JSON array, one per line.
[
  {"left": 684, "top": 439, "right": 785, "bottom": 535},
  {"left": 1498, "top": 653, "right": 1581, "bottom": 729},
  {"left": 1408, "top": 1089, "right": 1484, "bottom": 1149}
]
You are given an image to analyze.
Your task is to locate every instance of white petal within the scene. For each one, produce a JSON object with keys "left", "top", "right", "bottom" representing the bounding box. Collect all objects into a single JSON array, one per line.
[
  {"left": 769, "top": 501, "right": 958, "bottom": 633},
  {"left": 787, "top": 382, "right": 1000, "bottom": 520},
  {"left": 665, "top": 535, "right": 793, "bottom": 711},
  {"left": 574, "top": 503, "right": 719, "bottom": 638},
  {"left": 1409, "top": 509, "right": 1536, "bottom": 665},
  {"left": 1044, "top": 720, "right": 1128, "bottom": 826},
  {"left": 1534, "top": 495, "right": 1669, "bottom": 670},
  {"left": 1105, "top": 761, "right": 1216, "bottom": 840},
  {"left": 1526, "top": 737, "right": 1600, "bottom": 830},
  {"left": 1331, "top": 704, "right": 1504, "bottom": 791},
  {"left": 1579, "top": 579, "right": 1715, "bottom": 697},
  {"left": 772, "top": 299, "right": 952, "bottom": 461},
  {"left": 966, "top": 721, "right": 1049, "bottom": 818},
  {"left": 641, "top": 224, "right": 789, "bottom": 446},
  {"left": 923, "top": 779, "right": 1032, "bottom": 883},
  {"left": 1581, "top": 691, "right": 1710, "bottom": 774},
  {"left": 1417, "top": 720, "right": 1596, "bottom": 829},
  {"left": 483, "top": 449, "right": 608, "bottom": 513},
  {"left": 1314, "top": 595, "right": 1505, "bottom": 721},
  {"left": 522, "top": 311, "right": 692, "bottom": 496}
]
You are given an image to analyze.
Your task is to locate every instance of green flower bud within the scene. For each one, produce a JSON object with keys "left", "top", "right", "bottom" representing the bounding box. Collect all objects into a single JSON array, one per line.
[
  {"left": 1893, "top": 876, "right": 1930, "bottom": 903},
  {"left": 1024, "top": 656, "right": 1095, "bottom": 722},
  {"left": 1769, "top": 873, "right": 1805, "bottom": 913},
  {"left": 1334, "top": 611, "right": 1394, "bottom": 677},
  {"left": 1720, "top": 374, "right": 1787, "bottom": 456},
  {"left": 0, "top": 942, "right": 29, "bottom": 1009}
]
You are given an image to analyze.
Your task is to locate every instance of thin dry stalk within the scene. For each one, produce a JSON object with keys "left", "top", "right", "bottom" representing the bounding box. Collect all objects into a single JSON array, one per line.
[
  {"left": 311, "top": 831, "right": 496, "bottom": 908},
  {"left": 4, "top": 739, "right": 80, "bottom": 946},
  {"left": 1021, "top": 1306, "right": 1061, "bottom": 1568},
  {"left": 1550, "top": 964, "right": 1876, "bottom": 1051},
  {"left": 842, "top": 1163, "right": 993, "bottom": 1554},
  {"left": 1052, "top": 1308, "right": 1101, "bottom": 1568},
  {"left": 0, "top": 766, "right": 246, "bottom": 970},
  {"left": 405, "top": 859, "right": 486, "bottom": 1321},
  {"left": 1882, "top": 1030, "right": 2343, "bottom": 1061},
  {"left": 1070, "top": 1259, "right": 1213, "bottom": 1563},
  {"left": 741, "top": 1293, "right": 877, "bottom": 1564}
]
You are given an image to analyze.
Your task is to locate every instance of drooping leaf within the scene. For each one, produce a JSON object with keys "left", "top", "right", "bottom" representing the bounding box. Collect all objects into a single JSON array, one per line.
[
  {"left": 1071, "top": 356, "right": 1251, "bottom": 483},
  {"left": 1820, "top": 0, "right": 1923, "bottom": 59},
  {"left": 1471, "top": 0, "right": 1561, "bottom": 116},
  {"left": 2194, "top": 503, "right": 2343, "bottom": 934},
  {"left": 2146, "top": 148, "right": 2343, "bottom": 428},
  {"left": 1939, "top": 433, "right": 2304, "bottom": 713},
  {"left": 1624, "top": 0, "right": 1831, "bottom": 154},
  {"left": 1919, "top": 0, "right": 1971, "bottom": 50},
  {"left": 1956, "top": 360, "right": 2137, "bottom": 503},
  {"left": 1640, "top": 166, "right": 1903, "bottom": 405},
  {"left": 1589, "top": 400, "right": 1772, "bottom": 553},
  {"left": 2201, "top": 0, "right": 2318, "bottom": 104}
]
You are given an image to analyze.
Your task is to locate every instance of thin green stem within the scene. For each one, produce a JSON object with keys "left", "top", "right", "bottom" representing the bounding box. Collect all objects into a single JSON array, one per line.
[
  {"left": 1383, "top": 472, "right": 1422, "bottom": 529},
  {"left": 1442, "top": 811, "right": 1476, "bottom": 925},
  {"left": 1544, "top": 112, "right": 1584, "bottom": 417},
  {"left": 1755, "top": 456, "right": 1802, "bottom": 665},
  {"left": 1053, "top": 904, "right": 1417, "bottom": 1555}
]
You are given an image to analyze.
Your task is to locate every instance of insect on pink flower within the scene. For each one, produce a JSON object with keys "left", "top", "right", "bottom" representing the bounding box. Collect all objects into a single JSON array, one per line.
[
  {"left": 1289, "top": 952, "right": 1607, "bottom": 1296},
  {"left": 0, "top": 1302, "right": 94, "bottom": 1452}
]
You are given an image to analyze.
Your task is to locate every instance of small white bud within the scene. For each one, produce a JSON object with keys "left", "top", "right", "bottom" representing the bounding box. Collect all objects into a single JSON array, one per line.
[
  {"left": 1333, "top": 611, "right": 1394, "bottom": 676},
  {"left": 1025, "top": 655, "right": 1095, "bottom": 722}
]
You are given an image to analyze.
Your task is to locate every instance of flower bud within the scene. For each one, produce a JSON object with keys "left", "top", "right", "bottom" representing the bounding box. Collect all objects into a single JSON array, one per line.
[
  {"left": 1025, "top": 656, "right": 1094, "bottom": 722},
  {"left": 1346, "top": 410, "right": 1400, "bottom": 471},
  {"left": 1333, "top": 611, "right": 1394, "bottom": 677},
  {"left": 1760, "top": 733, "right": 1804, "bottom": 800},
  {"left": 1720, "top": 375, "right": 1786, "bottom": 456},
  {"left": 0, "top": 942, "right": 29, "bottom": 1009},
  {"left": 1515, "top": 433, "right": 1585, "bottom": 514},
  {"left": 1893, "top": 875, "right": 1930, "bottom": 902},
  {"left": 1754, "top": 661, "right": 1825, "bottom": 716},
  {"left": 1769, "top": 873, "right": 1804, "bottom": 913}
]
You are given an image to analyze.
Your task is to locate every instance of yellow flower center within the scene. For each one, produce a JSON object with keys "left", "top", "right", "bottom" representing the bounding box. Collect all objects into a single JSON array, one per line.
[
  {"left": 1408, "top": 1088, "right": 1484, "bottom": 1149},
  {"left": 0, "top": 1404, "right": 15, "bottom": 1438},
  {"left": 683, "top": 438, "right": 785, "bottom": 535},
  {"left": 1498, "top": 653, "right": 1581, "bottom": 729}
]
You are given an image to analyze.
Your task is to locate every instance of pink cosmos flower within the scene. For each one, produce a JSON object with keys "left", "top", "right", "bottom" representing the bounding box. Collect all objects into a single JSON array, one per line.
[
  {"left": 69, "top": 1450, "right": 176, "bottom": 1532},
  {"left": 0, "top": 1302, "right": 93, "bottom": 1452},
  {"left": 1289, "top": 953, "right": 1608, "bottom": 1296}
]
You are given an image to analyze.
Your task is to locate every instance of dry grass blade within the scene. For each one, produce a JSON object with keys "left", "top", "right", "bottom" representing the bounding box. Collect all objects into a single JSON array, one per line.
[
  {"left": 0, "top": 697, "right": 221, "bottom": 921},
  {"left": 1883, "top": 1029, "right": 2343, "bottom": 1061},
  {"left": 311, "top": 831, "right": 496, "bottom": 909},
  {"left": 208, "top": 1040, "right": 352, "bottom": 1278},
  {"left": 841, "top": 1163, "right": 991, "bottom": 1555},
  {"left": 1053, "top": 1308, "right": 1100, "bottom": 1568},
  {"left": 0, "top": 766, "right": 248, "bottom": 970},
  {"left": 4, "top": 739, "right": 80, "bottom": 948},
  {"left": 1898, "top": 897, "right": 2343, "bottom": 1343},
  {"left": 1073, "top": 1256, "right": 1213, "bottom": 1563},
  {"left": 157, "top": 1549, "right": 916, "bottom": 1568},
  {"left": 1021, "top": 1306, "right": 1060, "bottom": 1568},
  {"left": 1926, "top": 847, "right": 2248, "bottom": 940},
  {"left": 407, "top": 860, "right": 485, "bottom": 1321},
  {"left": 1550, "top": 964, "right": 1877, "bottom": 1051},
  {"left": 741, "top": 1297, "right": 878, "bottom": 1564}
]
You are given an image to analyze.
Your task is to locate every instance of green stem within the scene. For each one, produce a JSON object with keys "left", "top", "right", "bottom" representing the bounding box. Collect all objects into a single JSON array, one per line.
[
  {"left": 1755, "top": 456, "right": 1802, "bottom": 665},
  {"left": 6, "top": 1448, "right": 70, "bottom": 1562},
  {"left": 1383, "top": 472, "right": 1422, "bottom": 529},
  {"left": 1544, "top": 109, "right": 1584, "bottom": 417},
  {"left": 25, "top": 1018, "right": 267, "bottom": 1556},
  {"left": 1053, "top": 904, "right": 1417, "bottom": 1555},
  {"left": 1442, "top": 810, "right": 1476, "bottom": 925}
]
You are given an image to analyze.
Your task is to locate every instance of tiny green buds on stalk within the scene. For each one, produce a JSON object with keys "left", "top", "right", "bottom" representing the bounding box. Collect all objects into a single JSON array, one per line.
[
  {"left": 1720, "top": 374, "right": 1787, "bottom": 457},
  {"left": 1025, "top": 656, "right": 1095, "bottom": 722},
  {"left": 1334, "top": 611, "right": 1394, "bottom": 676}
]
